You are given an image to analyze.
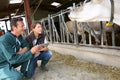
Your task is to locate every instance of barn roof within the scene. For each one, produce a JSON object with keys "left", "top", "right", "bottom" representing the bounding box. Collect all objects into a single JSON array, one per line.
[{"left": 0, "top": 0, "right": 84, "bottom": 19}]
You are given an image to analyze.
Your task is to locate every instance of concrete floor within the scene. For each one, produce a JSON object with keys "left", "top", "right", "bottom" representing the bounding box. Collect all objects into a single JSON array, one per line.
[
  {"left": 18, "top": 43, "right": 120, "bottom": 80},
  {"left": 32, "top": 50, "right": 120, "bottom": 80}
]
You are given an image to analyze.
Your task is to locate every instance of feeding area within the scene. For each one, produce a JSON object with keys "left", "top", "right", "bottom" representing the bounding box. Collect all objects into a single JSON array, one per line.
[{"left": 33, "top": 51, "right": 120, "bottom": 80}]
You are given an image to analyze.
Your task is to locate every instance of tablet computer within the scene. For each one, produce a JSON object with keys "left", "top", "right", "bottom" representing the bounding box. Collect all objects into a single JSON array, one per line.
[{"left": 38, "top": 43, "right": 49, "bottom": 47}]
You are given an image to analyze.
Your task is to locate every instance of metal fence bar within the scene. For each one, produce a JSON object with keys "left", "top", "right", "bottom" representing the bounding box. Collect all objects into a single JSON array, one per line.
[
  {"left": 72, "top": 21, "right": 78, "bottom": 44},
  {"left": 112, "top": 25, "right": 115, "bottom": 46},
  {"left": 51, "top": 17, "right": 60, "bottom": 42},
  {"left": 59, "top": 14, "right": 64, "bottom": 43},
  {"left": 79, "top": 23, "right": 86, "bottom": 44},
  {"left": 48, "top": 15, "right": 53, "bottom": 43},
  {"left": 39, "top": 3, "right": 118, "bottom": 48},
  {"left": 100, "top": 21, "right": 104, "bottom": 46},
  {"left": 42, "top": 19, "right": 49, "bottom": 41},
  {"left": 86, "top": 23, "right": 92, "bottom": 45}
]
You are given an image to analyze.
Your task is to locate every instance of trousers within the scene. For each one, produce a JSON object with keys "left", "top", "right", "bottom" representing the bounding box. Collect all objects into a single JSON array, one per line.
[
  {"left": 0, "top": 51, "right": 52, "bottom": 80},
  {"left": 25, "top": 50, "right": 52, "bottom": 79},
  {"left": 0, "top": 60, "right": 29, "bottom": 80}
]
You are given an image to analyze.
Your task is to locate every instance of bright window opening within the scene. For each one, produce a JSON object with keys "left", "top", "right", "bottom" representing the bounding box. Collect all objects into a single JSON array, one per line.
[
  {"left": 51, "top": 2, "right": 61, "bottom": 7},
  {"left": 9, "top": 0, "right": 22, "bottom": 4}
]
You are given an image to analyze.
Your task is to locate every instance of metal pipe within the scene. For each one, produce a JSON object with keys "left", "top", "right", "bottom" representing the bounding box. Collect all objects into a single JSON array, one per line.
[
  {"left": 72, "top": 21, "right": 78, "bottom": 44},
  {"left": 100, "top": 21, "right": 104, "bottom": 46},
  {"left": 31, "top": 0, "right": 43, "bottom": 17},
  {"left": 59, "top": 14, "right": 65, "bottom": 43},
  {"left": 72, "top": 3, "right": 78, "bottom": 44},
  {"left": 48, "top": 15, "right": 52, "bottom": 43},
  {"left": 112, "top": 25, "right": 115, "bottom": 46},
  {"left": 42, "top": 20, "right": 49, "bottom": 41},
  {"left": 51, "top": 18, "right": 60, "bottom": 42},
  {"left": 51, "top": 18, "right": 55, "bottom": 42},
  {"left": 23, "top": 0, "right": 32, "bottom": 32},
  {"left": 59, "top": 15, "right": 62, "bottom": 42},
  {"left": 86, "top": 23, "right": 92, "bottom": 45},
  {"left": 87, "top": 23, "right": 100, "bottom": 44},
  {"left": 80, "top": 23, "right": 86, "bottom": 44},
  {"left": 61, "top": 13, "right": 69, "bottom": 43},
  {"left": 51, "top": 9, "right": 70, "bottom": 18}
]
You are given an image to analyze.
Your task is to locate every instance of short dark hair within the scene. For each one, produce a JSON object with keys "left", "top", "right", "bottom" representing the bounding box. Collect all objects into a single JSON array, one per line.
[{"left": 10, "top": 17, "right": 23, "bottom": 29}]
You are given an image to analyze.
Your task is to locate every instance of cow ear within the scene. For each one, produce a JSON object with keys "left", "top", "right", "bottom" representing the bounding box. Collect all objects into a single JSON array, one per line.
[{"left": 92, "top": 0, "right": 102, "bottom": 4}]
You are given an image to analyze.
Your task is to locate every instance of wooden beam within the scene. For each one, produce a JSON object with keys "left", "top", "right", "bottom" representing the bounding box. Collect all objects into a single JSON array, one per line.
[{"left": 24, "top": 0, "right": 32, "bottom": 32}]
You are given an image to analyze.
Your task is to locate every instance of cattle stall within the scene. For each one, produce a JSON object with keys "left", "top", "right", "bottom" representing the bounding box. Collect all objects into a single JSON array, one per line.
[
  {"left": 40, "top": 8, "right": 120, "bottom": 47},
  {"left": 39, "top": 3, "right": 120, "bottom": 68}
]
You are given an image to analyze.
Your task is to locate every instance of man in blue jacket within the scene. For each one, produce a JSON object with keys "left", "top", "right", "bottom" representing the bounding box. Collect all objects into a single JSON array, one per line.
[{"left": 0, "top": 17, "right": 40, "bottom": 80}]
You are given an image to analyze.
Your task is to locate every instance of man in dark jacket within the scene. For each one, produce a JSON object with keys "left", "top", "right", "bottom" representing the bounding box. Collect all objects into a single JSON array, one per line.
[{"left": 0, "top": 17, "right": 40, "bottom": 80}]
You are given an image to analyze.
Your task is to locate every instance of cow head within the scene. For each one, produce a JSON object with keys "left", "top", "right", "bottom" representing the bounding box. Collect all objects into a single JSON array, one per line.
[{"left": 69, "top": 0, "right": 120, "bottom": 25}]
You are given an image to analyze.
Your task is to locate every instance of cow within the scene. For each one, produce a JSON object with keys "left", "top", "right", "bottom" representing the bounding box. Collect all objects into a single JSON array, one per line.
[
  {"left": 67, "top": 0, "right": 120, "bottom": 45},
  {"left": 65, "top": 21, "right": 120, "bottom": 45},
  {"left": 66, "top": 21, "right": 100, "bottom": 44},
  {"left": 68, "top": 0, "right": 120, "bottom": 26}
]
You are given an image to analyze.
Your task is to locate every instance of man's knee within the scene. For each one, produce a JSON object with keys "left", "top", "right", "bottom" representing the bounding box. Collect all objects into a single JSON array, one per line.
[
  {"left": 13, "top": 73, "right": 23, "bottom": 80},
  {"left": 0, "top": 71, "right": 23, "bottom": 80},
  {"left": 10, "top": 69, "right": 23, "bottom": 80}
]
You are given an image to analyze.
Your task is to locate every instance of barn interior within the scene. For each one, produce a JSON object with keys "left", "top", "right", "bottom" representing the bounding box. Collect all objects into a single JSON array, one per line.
[
  {"left": 0, "top": 0, "right": 120, "bottom": 80},
  {"left": 0, "top": 0, "right": 83, "bottom": 19},
  {"left": 0, "top": 0, "right": 120, "bottom": 46}
]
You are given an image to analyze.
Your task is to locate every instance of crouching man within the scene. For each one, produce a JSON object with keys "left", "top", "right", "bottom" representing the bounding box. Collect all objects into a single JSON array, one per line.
[{"left": 0, "top": 17, "right": 40, "bottom": 80}]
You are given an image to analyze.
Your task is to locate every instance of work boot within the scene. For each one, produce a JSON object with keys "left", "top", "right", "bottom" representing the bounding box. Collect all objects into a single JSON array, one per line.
[{"left": 40, "top": 60, "right": 49, "bottom": 71}]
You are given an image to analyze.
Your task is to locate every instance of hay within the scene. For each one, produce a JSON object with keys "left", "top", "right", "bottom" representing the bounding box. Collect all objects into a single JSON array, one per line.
[
  {"left": 34, "top": 51, "right": 120, "bottom": 80},
  {"left": 51, "top": 51, "right": 120, "bottom": 80}
]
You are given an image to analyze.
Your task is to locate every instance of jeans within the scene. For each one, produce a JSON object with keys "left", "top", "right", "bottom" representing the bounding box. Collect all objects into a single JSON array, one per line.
[{"left": 26, "top": 50, "right": 52, "bottom": 78}]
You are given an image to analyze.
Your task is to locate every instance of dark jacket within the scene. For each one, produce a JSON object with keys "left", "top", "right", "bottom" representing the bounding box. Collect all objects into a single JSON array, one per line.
[
  {"left": 26, "top": 32, "right": 45, "bottom": 48},
  {"left": 0, "top": 32, "right": 33, "bottom": 67}
]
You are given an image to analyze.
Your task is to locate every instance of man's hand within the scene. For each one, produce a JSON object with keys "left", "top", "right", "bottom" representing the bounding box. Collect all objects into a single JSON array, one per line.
[
  {"left": 17, "top": 47, "right": 28, "bottom": 54},
  {"left": 30, "top": 45, "right": 41, "bottom": 54}
]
